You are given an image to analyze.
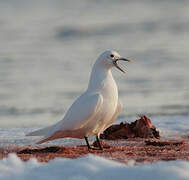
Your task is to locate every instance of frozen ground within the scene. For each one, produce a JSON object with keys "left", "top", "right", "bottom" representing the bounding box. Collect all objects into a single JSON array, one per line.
[{"left": 0, "top": 154, "right": 189, "bottom": 180}]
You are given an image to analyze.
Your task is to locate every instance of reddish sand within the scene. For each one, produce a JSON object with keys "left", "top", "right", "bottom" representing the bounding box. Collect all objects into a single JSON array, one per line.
[
  {"left": 0, "top": 137, "right": 189, "bottom": 165},
  {"left": 0, "top": 116, "right": 189, "bottom": 165}
]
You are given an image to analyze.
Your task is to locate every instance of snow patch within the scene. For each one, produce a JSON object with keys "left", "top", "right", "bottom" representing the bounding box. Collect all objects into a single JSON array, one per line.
[{"left": 0, "top": 154, "right": 189, "bottom": 180}]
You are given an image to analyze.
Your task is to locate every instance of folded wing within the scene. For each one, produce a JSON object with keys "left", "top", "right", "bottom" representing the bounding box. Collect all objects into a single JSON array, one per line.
[{"left": 26, "top": 93, "right": 103, "bottom": 142}]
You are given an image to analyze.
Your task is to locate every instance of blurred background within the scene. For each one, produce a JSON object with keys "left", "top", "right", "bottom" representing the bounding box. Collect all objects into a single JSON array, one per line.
[{"left": 0, "top": 0, "right": 189, "bottom": 131}]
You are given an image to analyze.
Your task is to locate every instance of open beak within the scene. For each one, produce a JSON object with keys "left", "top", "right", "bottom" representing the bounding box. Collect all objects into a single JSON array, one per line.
[{"left": 113, "top": 57, "right": 131, "bottom": 73}]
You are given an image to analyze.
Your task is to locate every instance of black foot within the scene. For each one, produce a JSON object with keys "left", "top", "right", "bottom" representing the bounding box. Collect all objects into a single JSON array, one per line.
[
  {"left": 84, "top": 136, "right": 91, "bottom": 150},
  {"left": 96, "top": 135, "right": 103, "bottom": 150}
]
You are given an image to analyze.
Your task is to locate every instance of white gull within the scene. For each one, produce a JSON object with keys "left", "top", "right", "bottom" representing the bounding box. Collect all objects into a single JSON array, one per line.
[{"left": 27, "top": 50, "right": 131, "bottom": 150}]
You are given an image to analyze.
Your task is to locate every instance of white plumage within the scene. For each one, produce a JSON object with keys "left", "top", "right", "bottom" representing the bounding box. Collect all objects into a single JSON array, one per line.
[{"left": 27, "top": 50, "right": 130, "bottom": 149}]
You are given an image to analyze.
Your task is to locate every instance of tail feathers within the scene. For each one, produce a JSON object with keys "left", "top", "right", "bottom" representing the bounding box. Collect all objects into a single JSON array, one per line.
[
  {"left": 26, "top": 125, "right": 54, "bottom": 137},
  {"left": 36, "top": 130, "right": 68, "bottom": 144},
  {"left": 36, "top": 129, "right": 83, "bottom": 144},
  {"left": 36, "top": 138, "right": 51, "bottom": 144}
]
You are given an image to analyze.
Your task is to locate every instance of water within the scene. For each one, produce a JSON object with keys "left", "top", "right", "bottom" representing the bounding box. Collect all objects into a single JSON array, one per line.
[{"left": 0, "top": 0, "right": 189, "bottom": 143}]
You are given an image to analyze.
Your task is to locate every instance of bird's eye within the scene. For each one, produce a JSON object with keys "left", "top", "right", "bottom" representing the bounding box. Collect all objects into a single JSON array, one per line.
[{"left": 110, "top": 54, "right": 114, "bottom": 58}]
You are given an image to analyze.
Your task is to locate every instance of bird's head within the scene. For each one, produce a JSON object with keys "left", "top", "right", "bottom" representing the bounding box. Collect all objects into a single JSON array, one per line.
[{"left": 96, "top": 50, "right": 131, "bottom": 73}]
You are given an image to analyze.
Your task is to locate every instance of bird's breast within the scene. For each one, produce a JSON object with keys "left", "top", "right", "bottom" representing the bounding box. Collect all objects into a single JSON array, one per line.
[
  {"left": 98, "top": 77, "right": 119, "bottom": 123},
  {"left": 88, "top": 69, "right": 119, "bottom": 113},
  {"left": 100, "top": 77, "right": 118, "bottom": 101}
]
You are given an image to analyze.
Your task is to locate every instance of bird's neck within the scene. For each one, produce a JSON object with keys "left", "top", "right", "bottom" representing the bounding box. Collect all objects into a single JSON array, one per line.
[{"left": 87, "top": 64, "right": 116, "bottom": 93}]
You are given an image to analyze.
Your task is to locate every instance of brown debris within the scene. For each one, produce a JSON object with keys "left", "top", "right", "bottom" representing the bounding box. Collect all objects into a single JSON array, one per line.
[
  {"left": 100, "top": 115, "right": 160, "bottom": 140},
  {"left": 145, "top": 140, "right": 184, "bottom": 147},
  {"left": 18, "top": 146, "right": 64, "bottom": 154}
]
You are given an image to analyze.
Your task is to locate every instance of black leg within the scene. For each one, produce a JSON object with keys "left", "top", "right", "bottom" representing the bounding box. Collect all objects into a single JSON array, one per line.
[
  {"left": 84, "top": 136, "right": 91, "bottom": 150},
  {"left": 96, "top": 135, "right": 103, "bottom": 150}
]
